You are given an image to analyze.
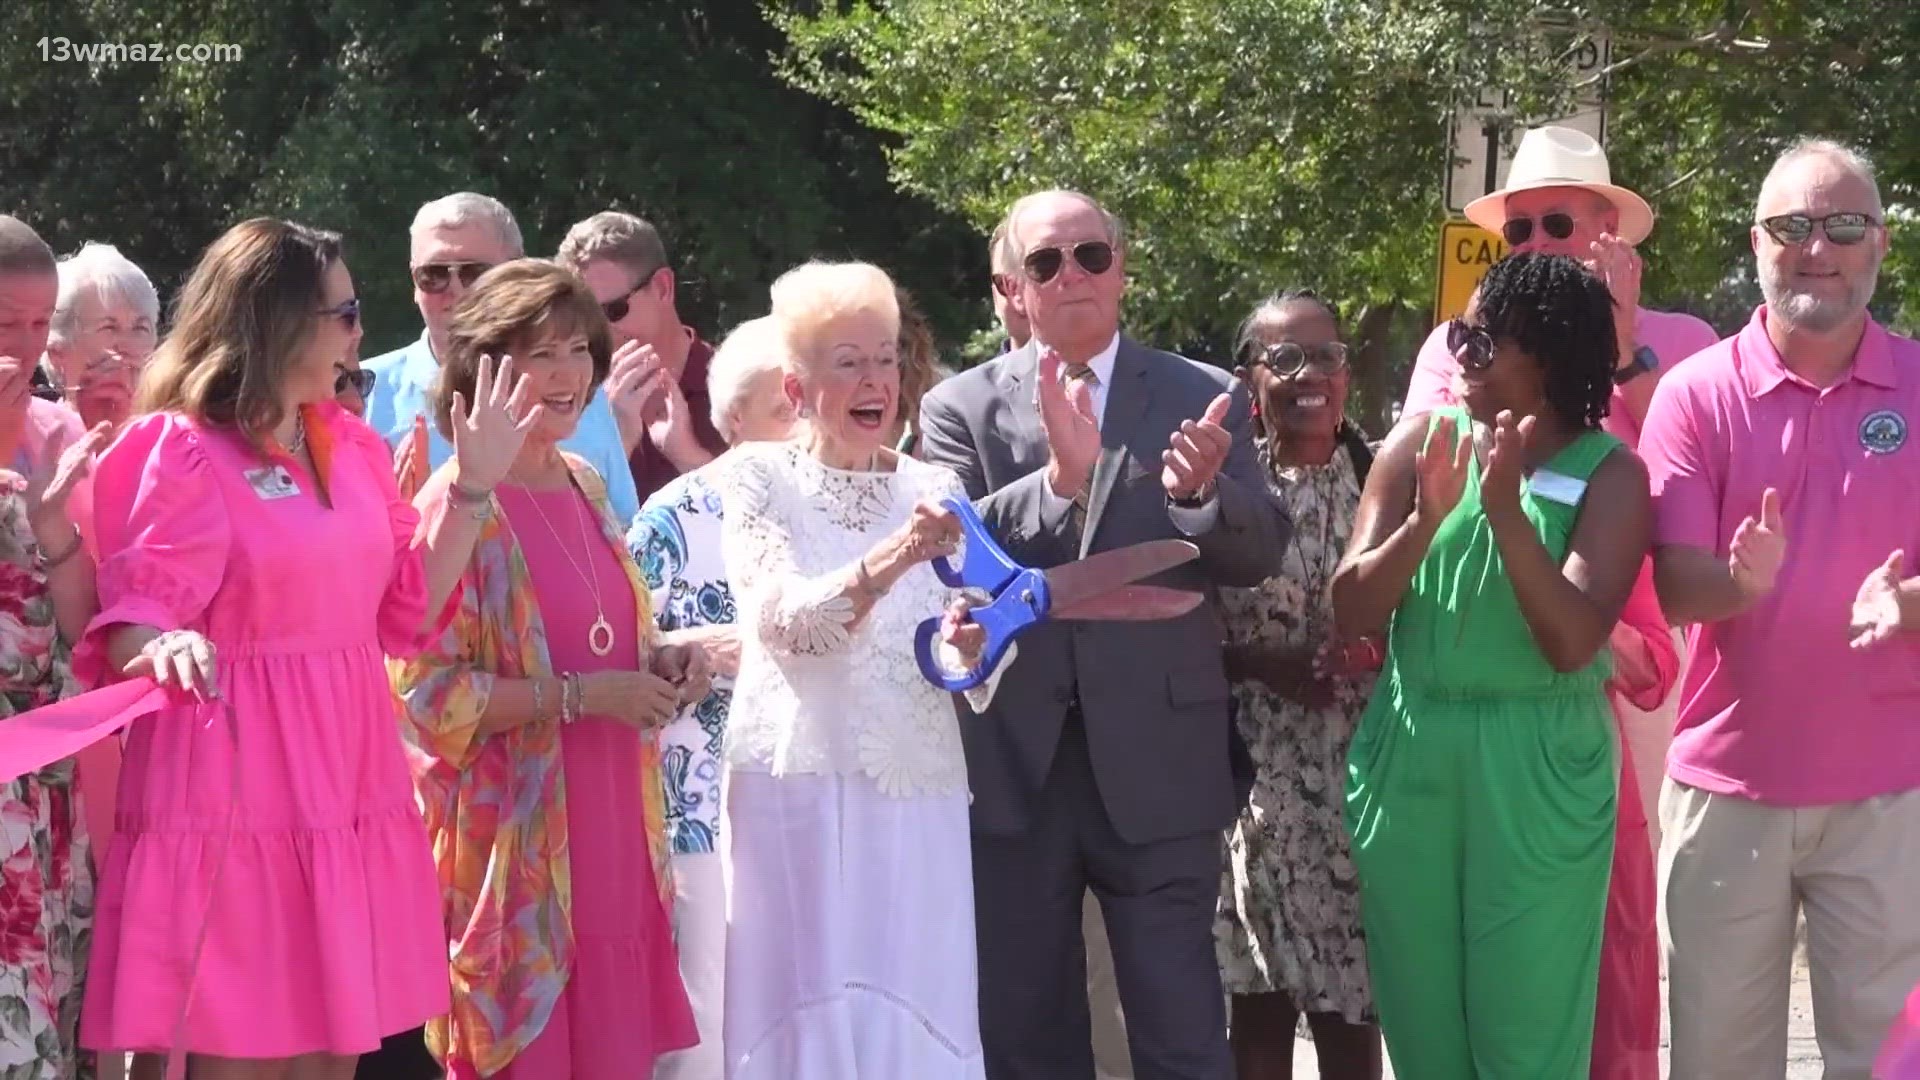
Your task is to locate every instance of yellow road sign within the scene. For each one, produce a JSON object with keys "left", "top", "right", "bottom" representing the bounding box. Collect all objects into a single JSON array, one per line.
[{"left": 1433, "top": 220, "right": 1508, "bottom": 328}]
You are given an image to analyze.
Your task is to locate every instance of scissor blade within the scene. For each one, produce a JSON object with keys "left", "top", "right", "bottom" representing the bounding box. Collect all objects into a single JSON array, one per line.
[
  {"left": 1042, "top": 539, "right": 1199, "bottom": 609},
  {"left": 1050, "top": 584, "right": 1204, "bottom": 622}
]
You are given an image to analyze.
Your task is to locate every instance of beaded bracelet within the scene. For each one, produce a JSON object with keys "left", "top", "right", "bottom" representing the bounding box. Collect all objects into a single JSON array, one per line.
[{"left": 531, "top": 676, "right": 547, "bottom": 721}]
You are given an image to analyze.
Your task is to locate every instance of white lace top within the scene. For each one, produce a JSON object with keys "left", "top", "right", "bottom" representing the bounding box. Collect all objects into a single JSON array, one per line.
[{"left": 712, "top": 442, "right": 1007, "bottom": 797}]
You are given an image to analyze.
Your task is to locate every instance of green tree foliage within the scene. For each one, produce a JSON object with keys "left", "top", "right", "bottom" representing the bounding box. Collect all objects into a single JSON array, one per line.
[
  {"left": 0, "top": 0, "right": 985, "bottom": 355},
  {"left": 777, "top": 0, "right": 1920, "bottom": 417}
]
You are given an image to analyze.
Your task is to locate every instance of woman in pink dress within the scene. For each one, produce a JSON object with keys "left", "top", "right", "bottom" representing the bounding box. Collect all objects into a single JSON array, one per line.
[
  {"left": 75, "top": 218, "right": 543, "bottom": 1080},
  {"left": 389, "top": 259, "right": 703, "bottom": 1079}
]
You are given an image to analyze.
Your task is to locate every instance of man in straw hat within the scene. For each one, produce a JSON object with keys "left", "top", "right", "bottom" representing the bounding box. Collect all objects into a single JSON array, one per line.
[{"left": 1400, "top": 124, "right": 1717, "bottom": 1080}]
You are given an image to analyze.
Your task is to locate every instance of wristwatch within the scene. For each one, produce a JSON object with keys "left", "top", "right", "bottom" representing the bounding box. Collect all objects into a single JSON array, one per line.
[{"left": 1613, "top": 344, "right": 1660, "bottom": 385}]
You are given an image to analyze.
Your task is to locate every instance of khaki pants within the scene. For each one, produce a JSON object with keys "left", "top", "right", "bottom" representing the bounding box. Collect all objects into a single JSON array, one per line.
[
  {"left": 1659, "top": 778, "right": 1920, "bottom": 1079},
  {"left": 1084, "top": 891, "right": 1133, "bottom": 1079}
]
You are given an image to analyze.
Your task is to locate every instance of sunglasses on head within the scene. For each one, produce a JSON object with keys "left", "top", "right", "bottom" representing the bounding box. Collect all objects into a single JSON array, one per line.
[
  {"left": 1759, "top": 212, "right": 1878, "bottom": 246},
  {"left": 334, "top": 368, "right": 376, "bottom": 398},
  {"left": 1446, "top": 318, "right": 1496, "bottom": 371},
  {"left": 410, "top": 261, "right": 492, "bottom": 295},
  {"left": 1021, "top": 241, "right": 1116, "bottom": 285},
  {"left": 1249, "top": 340, "right": 1349, "bottom": 377},
  {"left": 601, "top": 267, "right": 661, "bottom": 324},
  {"left": 318, "top": 297, "right": 360, "bottom": 331},
  {"left": 1500, "top": 213, "right": 1577, "bottom": 247}
]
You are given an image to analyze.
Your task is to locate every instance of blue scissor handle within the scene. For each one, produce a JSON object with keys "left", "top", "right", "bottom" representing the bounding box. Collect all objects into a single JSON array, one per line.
[
  {"left": 928, "top": 496, "right": 1023, "bottom": 593},
  {"left": 913, "top": 566, "right": 1051, "bottom": 691}
]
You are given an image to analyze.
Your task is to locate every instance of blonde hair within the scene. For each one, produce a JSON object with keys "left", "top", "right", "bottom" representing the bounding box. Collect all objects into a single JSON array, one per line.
[
  {"left": 768, "top": 260, "right": 900, "bottom": 363},
  {"left": 137, "top": 218, "right": 342, "bottom": 445},
  {"left": 706, "top": 316, "right": 793, "bottom": 443}
]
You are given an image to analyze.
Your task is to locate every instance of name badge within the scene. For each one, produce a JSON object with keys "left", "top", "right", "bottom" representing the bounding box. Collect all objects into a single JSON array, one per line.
[
  {"left": 1526, "top": 468, "right": 1587, "bottom": 507},
  {"left": 244, "top": 465, "right": 300, "bottom": 501}
]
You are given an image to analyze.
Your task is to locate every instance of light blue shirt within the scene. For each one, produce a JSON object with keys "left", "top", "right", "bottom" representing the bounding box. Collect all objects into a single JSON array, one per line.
[{"left": 363, "top": 330, "right": 640, "bottom": 523}]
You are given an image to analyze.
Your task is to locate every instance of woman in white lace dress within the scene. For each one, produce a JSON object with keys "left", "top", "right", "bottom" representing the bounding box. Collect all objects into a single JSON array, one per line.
[{"left": 712, "top": 261, "right": 1001, "bottom": 1080}]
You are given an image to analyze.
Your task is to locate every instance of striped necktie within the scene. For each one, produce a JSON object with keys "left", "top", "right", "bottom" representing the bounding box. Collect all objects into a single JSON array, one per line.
[{"left": 1065, "top": 363, "right": 1096, "bottom": 535}]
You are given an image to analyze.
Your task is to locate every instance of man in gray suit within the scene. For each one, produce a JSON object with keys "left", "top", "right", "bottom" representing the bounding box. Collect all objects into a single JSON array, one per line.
[{"left": 918, "top": 190, "right": 1289, "bottom": 1080}]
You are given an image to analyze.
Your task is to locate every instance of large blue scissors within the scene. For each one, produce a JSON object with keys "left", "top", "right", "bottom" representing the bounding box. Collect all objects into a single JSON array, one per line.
[{"left": 913, "top": 497, "right": 1204, "bottom": 691}]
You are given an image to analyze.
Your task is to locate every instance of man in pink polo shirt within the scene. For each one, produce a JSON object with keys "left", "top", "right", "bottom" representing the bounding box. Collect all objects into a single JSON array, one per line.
[{"left": 1641, "top": 138, "right": 1920, "bottom": 1080}]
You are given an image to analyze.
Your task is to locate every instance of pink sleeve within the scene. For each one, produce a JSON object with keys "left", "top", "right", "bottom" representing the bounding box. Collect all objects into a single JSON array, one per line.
[
  {"left": 1638, "top": 377, "right": 1722, "bottom": 551},
  {"left": 74, "top": 413, "right": 232, "bottom": 687},
  {"left": 1607, "top": 558, "right": 1679, "bottom": 710},
  {"left": 333, "top": 409, "right": 453, "bottom": 659},
  {"left": 1401, "top": 323, "right": 1461, "bottom": 416}
]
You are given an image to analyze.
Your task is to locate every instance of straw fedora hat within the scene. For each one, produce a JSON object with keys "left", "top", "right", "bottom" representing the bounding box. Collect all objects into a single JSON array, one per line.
[{"left": 1463, "top": 125, "right": 1655, "bottom": 245}]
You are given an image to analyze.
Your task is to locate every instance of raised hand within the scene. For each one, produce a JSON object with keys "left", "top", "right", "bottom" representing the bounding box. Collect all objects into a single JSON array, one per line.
[
  {"left": 1413, "top": 413, "right": 1474, "bottom": 524},
  {"left": 1729, "top": 487, "right": 1787, "bottom": 602},
  {"left": 646, "top": 380, "right": 708, "bottom": 468},
  {"left": 1849, "top": 549, "right": 1908, "bottom": 649},
  {"left": 1163, "top": 393, "right": 1233, "bottom": 502},
  {"left": 606, "top": 340, "right": 671, "bottom": 448},
  {"left": 1036, "top": 348, "right": 1102, "bottom": 498},
  {"left": 25, "top": 421, "right": 112, "bottom": 527},
  {"left": 1588, "top": 233, "right": 1643, "bottom": 317},
  {"left": 1479, "top": 410, "right": 1535, "bottom": 517},
  {"left": 449, "top": 354, "right": 544, "bottom": 492}
]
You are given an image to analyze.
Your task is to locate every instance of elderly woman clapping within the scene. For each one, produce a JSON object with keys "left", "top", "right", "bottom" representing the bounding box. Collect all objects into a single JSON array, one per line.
[
  {"left": 712, "top": 260, "right": 1001, "bottom": 1080},
  {"left": 625, "top": 313, "right": 797, "bottom": 1078}
]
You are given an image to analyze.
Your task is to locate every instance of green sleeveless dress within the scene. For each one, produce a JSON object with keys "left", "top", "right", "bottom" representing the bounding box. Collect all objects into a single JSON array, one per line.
[{"left": 1345, "top": 408, "right": 1620, "bottom": 1078}]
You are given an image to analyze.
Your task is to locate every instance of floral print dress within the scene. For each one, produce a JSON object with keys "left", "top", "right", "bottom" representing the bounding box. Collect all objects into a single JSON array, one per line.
[
  {"left": 1214, "top": 439, "right": 1374, "bottom": 1024},
  {"left": 0, "top": 476, "right": 92, "bottom": 1079}
]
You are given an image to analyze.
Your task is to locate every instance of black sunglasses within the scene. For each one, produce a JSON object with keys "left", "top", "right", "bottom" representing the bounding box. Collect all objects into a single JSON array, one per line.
[
  {"left": 334, "top": 368, "right": 376, "bottom": 398},
  {"left": 1759, "top": 212, "right": 1878, "bottom": 246},
  {"left": 1021, "top": 241, "right": 1116, "bottom": 285},
  {"left": 602, "top": 267, "right": 661, "bottom": 324},
  {"left": 1500, "top": 212, "right": 1577, "bottom": 247},
  {"left": 318, "top": 297, "right": 360, "bottom": 331},
  {"left": 1249, "top": 341, "right": 1349, "bottom": 377},
  {"left": 411, "top": 262, "right": 492, "bottom": 295},
  {"left": 1447, "top": 318, "right": 1496, "bottom": 371}
]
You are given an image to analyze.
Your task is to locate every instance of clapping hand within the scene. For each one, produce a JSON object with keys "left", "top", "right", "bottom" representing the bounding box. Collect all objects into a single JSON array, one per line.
[
  {"left": 1478, "top": 410, "right": 1534, "bottom": 518},
  {"left": 1413, "top": 413, "right": 1473, "bottom": 525},
  {"left": 1163, "top": 394, "right": 1233, "bottom": 502},
  {"left": 1849, "top": 550, "right": 1908, "bottom": 649},
  {"left": 1729, "top": 488, "right": 1787, "bottom": 602},
  {"left": 449, "top": 355, "right": 544, "bottom": 492},
  {"left": 606, "top": 341, "right": 671, "bottom": 447},
  {"left": 1036, "top": 348, "right": 1102, "bottom": 499},
  {"left": 25, "top": 421, "right": 112, "bottom": 528},
  {"left": 1588, "top": 233, "right": 1643, "bottom": 319}
]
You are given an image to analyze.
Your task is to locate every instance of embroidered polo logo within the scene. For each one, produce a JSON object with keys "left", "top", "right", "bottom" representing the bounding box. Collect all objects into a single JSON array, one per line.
[{"left": 1859, "top": 410, "right": 1908, "bottom": 455}]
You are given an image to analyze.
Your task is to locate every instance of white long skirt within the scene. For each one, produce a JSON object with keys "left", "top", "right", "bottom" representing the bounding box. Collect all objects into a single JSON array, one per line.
[{"left": 720, "top": 769, "right": 986, "bottom": 1080}]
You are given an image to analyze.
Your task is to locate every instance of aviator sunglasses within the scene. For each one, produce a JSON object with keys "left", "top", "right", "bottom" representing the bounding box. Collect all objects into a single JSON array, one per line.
[
  {"left": 1021, "top": 241, "right": 1116, "bottom": 285},
  {"left": 1759, "top": 212, "right": 1878, "bottom": 246},
  {"left": 1446, "top": 318, "right": 1496, "bottom": 371},
  {"left": 602, "top": 267, "right": 662, "bottom": 324},
  {"left": 410, "top": 261, "right": 492, "bottom": 295},
  {"left": 1500, "top": 212, "right": 1577, "bottom": 247}
]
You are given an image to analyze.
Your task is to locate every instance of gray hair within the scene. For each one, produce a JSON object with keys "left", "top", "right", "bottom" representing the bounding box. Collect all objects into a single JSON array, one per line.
[
  {"left": 49, "top": 243, "right": 160, "bottom": 351},
  {"left": 410, "top": 192, "right": 523, "bottom": 258},
  {"left": 1758, "top": 138, "right": 1884, "bottom": 219},
  {"left": 555, "top": 211, "right": 670, "bottom": 280},
  {"left": 1003, "top": 190, "right": 1127, "bottom": 260},
  {"left": 707, "top": 315, "right": 792, "bottom": 443}
]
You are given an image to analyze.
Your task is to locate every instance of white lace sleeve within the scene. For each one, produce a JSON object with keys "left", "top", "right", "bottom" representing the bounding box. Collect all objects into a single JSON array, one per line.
[{"left": 721, "top": 451, "right": 862, "bottom": 657}]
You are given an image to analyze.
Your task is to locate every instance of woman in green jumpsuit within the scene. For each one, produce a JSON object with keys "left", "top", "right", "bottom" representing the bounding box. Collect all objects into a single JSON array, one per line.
[{"left": 1330, "top": 253, "right": 1653, "bottom": 1079}]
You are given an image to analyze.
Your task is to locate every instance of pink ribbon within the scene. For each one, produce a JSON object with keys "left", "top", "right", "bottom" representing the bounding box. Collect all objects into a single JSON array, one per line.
[{"left": 0, "top": 680, "right": 231, "bottom": 1080}]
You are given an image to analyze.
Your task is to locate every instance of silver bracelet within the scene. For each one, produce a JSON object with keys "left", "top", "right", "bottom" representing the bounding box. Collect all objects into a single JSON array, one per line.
[{"left": 531, "top": 676, "right": 547, "bottom": 721}]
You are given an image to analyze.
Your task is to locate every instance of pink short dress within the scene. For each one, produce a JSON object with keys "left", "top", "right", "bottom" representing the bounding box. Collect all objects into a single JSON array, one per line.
[
  {"left": 459, "top": 484, "right": 695, "bottom": 1078},
  {"left": 76, "top": 405, "right": 450, "bottom": 1058}
]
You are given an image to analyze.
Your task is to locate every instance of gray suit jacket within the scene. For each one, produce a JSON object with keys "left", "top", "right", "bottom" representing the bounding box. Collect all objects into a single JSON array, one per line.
[{"left": 918, "top": 336, "right": 1290, "bottom": 843}]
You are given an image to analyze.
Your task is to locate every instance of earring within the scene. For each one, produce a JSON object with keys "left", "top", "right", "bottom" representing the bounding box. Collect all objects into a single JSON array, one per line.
[{"left": 797, "top": 403, "right": 813, "bottom": 419}]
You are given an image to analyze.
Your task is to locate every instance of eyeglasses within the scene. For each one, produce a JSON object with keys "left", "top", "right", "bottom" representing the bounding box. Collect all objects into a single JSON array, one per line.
[
  {"left": 1759, "top": 212, "right": 1879, "bottom": 246},
  {"left": 1500, "top": 213, "right": 1577, "bottom": 247},
  {"left": 1021, "top": 241, "right": 1116, "bottom": 285},
  {"left": 1446, "top": 318, "right": 1496, "bottom": 371},
  {"left": 410, "top": 262, "right": 492, "bottom": 295},
  {"left": 601, "top": 267, "right": 660, "bottom": 324},
  {"left": 334, "top": 368, "right": 376, "bottom": 398},
  {"left": 317, "top": 297, "right": 360, "bottom": 331},
  {"left": 1248, "top": 341, "right": 1349, "bottom": 377}
]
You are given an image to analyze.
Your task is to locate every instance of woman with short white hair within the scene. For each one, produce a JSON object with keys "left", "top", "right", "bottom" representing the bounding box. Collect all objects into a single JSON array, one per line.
[
  {"left": 44, "top": 243, "right": 159, "bottom": 430},
  {"left": 625, "top": 314, "right": 797, "bottom": 1080},
  {"left": 711, "top": 261, "right": 1001, "bottom": 1080}
]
